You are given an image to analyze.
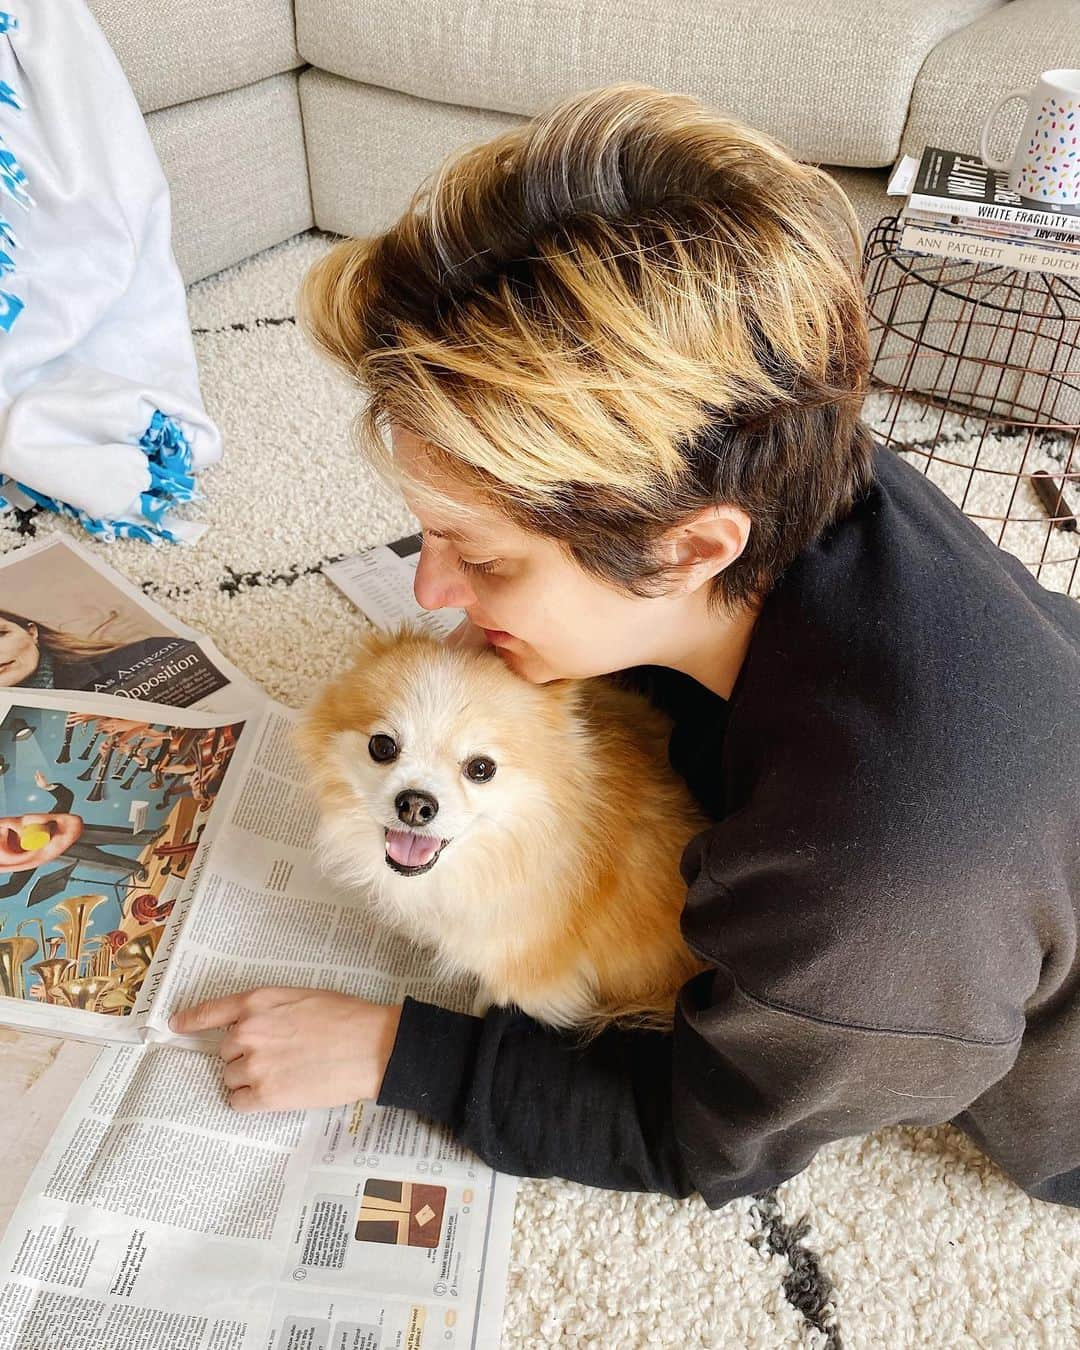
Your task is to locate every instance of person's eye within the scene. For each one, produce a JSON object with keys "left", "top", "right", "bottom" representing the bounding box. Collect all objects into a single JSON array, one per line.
[{"left": 456, "top": 557, "right": 500, "bottom": 576}]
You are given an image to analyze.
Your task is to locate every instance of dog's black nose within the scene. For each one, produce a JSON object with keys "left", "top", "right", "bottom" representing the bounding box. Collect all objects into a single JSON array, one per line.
[{"left": 395, "top": 788, "right": 439, "bottom": 826}]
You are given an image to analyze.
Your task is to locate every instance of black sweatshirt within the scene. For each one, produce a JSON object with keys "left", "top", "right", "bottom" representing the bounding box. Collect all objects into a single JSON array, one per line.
[{"left": 377, "top": 441, "right": 1080, "bottom": 1211}]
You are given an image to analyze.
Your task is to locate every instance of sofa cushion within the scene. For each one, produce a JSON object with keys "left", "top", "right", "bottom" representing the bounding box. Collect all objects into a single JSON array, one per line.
[
  {"left": 148, "top": 73, "right": 313, "bottom": 284},
  {"left": 87, "top": 0, "right": 302, "bottom": 114},
  {"left": 299, "top": 69, "right": 897, "bottom": 248},
  {"left": 898, "top": 0, "right": 1078, "bottom": 166},
  {"left": 295, "top": 0, "right": 1005, "bottom": 169}
]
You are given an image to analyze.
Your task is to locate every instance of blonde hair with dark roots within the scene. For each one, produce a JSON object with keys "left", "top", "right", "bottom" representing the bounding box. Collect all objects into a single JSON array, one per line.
[{"left": 298, "top": 81, "right": 876, "bottom": 615}]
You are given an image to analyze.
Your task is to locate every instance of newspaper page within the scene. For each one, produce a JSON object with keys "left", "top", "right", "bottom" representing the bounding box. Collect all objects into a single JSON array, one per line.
[
  {"left": 0, "top": 682, "right": 518, "bottom": 1345},
  {"left": 0, "top": 691, "right": 517, "bottom": 1347},
  {"left": 0, "top": 534, "right": 264, "bottom": 713},
  {"left": 0, "top": 1031, "right": 517, "bottom": 1350},
  {"left": 324, "top": 535, "right": 464, "bottom": 639},
  {"left": 0, "top": 686, "right": 251, "bottom": 1044}
]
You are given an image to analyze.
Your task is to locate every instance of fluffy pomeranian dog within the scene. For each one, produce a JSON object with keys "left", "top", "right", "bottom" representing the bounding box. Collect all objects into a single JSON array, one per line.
[{"left": 294, "top": 625, "right": 711, "bottom": 1038}]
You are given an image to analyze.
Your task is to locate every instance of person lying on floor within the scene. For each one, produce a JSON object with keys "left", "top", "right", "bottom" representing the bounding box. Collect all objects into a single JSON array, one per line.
[{"left": 170, "top": 83, "right": 1080, "bottom": 1213}]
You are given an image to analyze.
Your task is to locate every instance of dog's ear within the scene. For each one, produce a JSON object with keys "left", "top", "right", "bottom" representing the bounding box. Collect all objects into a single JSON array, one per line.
[
  {"left": 542, "top": 676, "right": 582, "bottom": 693},
  {"left": 536, "top": 674, "right": 591, "bottom": 715},
  {"left": 346, "top": 628, "right": 383, "bottom": 665},
  {"left": 346, "top": 620, "right": 448, "bottom": 672},
  {"left": 348, "top": 622, "right": 409, "bottom": 663}
]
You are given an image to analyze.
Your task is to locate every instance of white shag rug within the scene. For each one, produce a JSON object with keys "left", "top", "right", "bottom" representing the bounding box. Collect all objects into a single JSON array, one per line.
[{"left": 2, "top": 229, "right": 1078, "bottom": 1349}]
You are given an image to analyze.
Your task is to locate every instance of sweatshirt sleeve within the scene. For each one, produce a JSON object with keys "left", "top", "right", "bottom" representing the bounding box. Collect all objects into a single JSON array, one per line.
[
  {"left": 377, "top": 965, "right": 1023, "bottom": 1207},
  {"left": 377, "top": 994, "right": 693, "bottom": 1197}
]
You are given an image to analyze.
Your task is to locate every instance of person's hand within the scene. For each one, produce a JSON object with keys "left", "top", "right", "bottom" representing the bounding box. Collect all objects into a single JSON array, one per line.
[
  {"left": 442, "top": 616, "right": 494, "bottom": 653},
  {"left": 64, "top": 714, "right": 153, "bottom": 737},
  {"left": 168, "top": 987, "right": 404, "bottom": 1112}
]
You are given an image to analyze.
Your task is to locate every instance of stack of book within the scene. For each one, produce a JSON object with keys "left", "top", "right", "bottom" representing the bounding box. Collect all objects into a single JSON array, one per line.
[{"left": 885, "top": 146, "right": 1080, "bottom": 278}]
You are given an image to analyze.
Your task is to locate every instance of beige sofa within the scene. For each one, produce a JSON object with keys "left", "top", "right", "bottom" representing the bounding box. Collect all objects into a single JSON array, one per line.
[{"left": 86, "top": 0, "right": 1076, "bottom": 286}]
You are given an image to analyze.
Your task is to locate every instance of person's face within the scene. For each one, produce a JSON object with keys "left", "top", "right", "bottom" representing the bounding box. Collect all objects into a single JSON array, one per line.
[
  {"left": 392, "top": 425, "right": 692, "bottom": 684},
  {"left": 0, "top": 618, "right": 39, "bottom": 687}
]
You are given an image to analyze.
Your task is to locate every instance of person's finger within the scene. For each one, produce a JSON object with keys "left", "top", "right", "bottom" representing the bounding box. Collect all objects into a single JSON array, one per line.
[
  {"left": 170, "top": 993, "right": 252, "bottom": 1034},
  {"left": 218, "top": 1029, "right": 247, "bottom": 1063},
  {"left": 222, "top": 1058, "right": 250, "bottom": 1090},
  {"left": 229, "top": 1086, "right": 259, "bottom": 1113}
]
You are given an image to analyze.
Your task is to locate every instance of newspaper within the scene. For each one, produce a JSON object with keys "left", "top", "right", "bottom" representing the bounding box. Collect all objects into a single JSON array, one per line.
[
  {"left": 0, "top": 540, "right": 518, "bottom": 1349},
  {"left": 324, "top": 535, "right": 464, "bottom": 639},
  {"left": 887, "top": 154, "right": 920, "bottom": 197},
  {"left": 0, "top": 534, "right": 263, "bottom": 714}
]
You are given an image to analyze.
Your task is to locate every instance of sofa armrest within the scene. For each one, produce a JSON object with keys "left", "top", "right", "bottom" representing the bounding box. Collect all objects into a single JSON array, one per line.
[{"left": 898, "top": 0, "right": 1078, "bottom": 163}]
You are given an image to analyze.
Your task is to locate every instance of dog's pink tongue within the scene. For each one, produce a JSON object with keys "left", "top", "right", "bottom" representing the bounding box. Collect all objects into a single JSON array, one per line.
[{"left": 386, "top": 829, "right": 441, "bottom": 867}]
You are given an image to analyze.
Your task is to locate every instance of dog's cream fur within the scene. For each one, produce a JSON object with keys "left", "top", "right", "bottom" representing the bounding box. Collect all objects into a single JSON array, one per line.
[{"left": 293, "top": 625, "right": 711, "bottom": 1037}]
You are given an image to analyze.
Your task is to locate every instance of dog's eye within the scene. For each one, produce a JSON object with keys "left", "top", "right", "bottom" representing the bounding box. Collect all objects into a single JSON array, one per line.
[
  {"left": 464, "top": 756, "right": 497, "bottom": 783},
  {"left": 369, "top": 734, "right": 398, "bottom": 763}
]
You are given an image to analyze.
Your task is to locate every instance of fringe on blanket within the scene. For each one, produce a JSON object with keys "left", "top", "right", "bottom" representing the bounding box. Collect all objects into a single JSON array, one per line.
[
  {"left": 1, "top": 411, "right": 202, "bottom": 543},
  {"left": 0, "top": 12, "right": 27, "bottom": 335}
]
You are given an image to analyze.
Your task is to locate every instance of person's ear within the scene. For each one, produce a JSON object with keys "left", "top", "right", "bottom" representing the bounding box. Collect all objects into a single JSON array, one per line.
[
  {"left": 26, "top": 623, "right": 38, "bottom": 642},
  {"left": 658, "top": 506, "right": 751, "bottom": 594}
]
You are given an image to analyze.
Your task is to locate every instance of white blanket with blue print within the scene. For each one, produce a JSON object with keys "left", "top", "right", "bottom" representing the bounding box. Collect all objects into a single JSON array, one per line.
[{"left": 0, "top": 2, "right": 221, "bottom": 543}]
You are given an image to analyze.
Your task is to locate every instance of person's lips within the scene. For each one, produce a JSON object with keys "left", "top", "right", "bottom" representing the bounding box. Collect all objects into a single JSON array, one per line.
[{"left": 481, "top": 628, "right": 513, "bottom": 644}]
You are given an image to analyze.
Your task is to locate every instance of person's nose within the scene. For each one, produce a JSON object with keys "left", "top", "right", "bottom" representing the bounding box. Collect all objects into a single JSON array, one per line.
[{"left": 413, "top": 538, "right": 476, "bottom": 612}]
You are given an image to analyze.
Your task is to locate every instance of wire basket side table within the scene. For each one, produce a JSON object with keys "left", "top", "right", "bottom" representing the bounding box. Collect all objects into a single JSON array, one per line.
[{"left": 861, "top": 214, "right": 1079, "bottom": 598}]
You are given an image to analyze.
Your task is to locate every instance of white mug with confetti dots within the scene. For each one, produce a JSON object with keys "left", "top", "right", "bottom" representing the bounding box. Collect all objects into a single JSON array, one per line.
[{"left": 979, "top": 68, "right": 1080, "bottom": 206}]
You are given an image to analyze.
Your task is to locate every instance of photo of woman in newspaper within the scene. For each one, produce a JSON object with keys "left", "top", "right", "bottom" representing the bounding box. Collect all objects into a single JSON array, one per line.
[
  {"left": 0, "top": 537, "right": 231, "bottom": 706},
  {"left": 0, "top": 704, "right": 242, "bottom": 1012},
  {"left": 0, "top": 607, "right": 213, "bottom": 698}
]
